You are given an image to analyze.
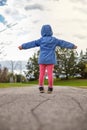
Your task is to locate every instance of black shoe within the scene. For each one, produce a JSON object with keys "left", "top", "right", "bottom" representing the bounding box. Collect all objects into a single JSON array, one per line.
[
  {"left": 47, "top": 87, "right": 53, "bottom": 94},
  {"left": 39, "top": 87, "right": 45, "bottom": 93}
]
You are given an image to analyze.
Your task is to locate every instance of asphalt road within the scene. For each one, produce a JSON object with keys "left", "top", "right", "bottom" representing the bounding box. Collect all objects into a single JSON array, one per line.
[{"left": 0, "top": 86, "right": 87, "bottom": 130}]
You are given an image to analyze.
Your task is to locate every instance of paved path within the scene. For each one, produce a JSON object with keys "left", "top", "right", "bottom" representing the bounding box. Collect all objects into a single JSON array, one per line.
[{"left": 0, "top": 86, "right": 87, "bottom": 130}]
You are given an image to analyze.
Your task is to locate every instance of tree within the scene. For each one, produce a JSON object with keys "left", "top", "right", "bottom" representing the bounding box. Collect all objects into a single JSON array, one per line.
[
  {"left": 15, "top": 74, "right": 26, "bottom": 82},
  {"left": 0, "top": 67, "right": 8, "bottom": 82},
  {"left": 54, "top": 48, "right": 78, "bottom": 79},
  {"left": 77, "top": 49, "right": 87, "bottom": 78},
  {"left": 54, "top": 47, "right": 62, "bottom": 78},
  {"left": 25, "top": 52, "right": 39, "bottom": 80}
]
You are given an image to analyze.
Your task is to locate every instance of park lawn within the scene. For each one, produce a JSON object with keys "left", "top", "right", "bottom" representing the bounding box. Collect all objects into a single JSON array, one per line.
[
  {"left": 0, "top": 79, "right": 87, "bottom": 88},
  {"left": 0, "top": 83, "right": 31, "bottom": 88},
  {"left": 54, "top": 79, "right": 87, "bottom": 88},
  {"left": 29, "top": 79, "right": 87, "bottom": 88}
]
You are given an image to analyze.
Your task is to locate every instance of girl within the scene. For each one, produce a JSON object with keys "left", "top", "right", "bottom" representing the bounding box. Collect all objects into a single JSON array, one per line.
[{"left": 18, "top": 24, "right": 77, "bottom": 93}]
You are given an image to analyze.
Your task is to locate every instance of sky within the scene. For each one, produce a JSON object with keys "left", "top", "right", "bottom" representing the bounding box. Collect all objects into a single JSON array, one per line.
[{"left": 0, "top": 0, "right": 87, "bottom": 61}]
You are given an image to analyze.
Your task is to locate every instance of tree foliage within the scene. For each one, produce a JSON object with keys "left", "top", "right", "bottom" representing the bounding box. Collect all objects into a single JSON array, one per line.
[
  {"left": 25, "top": 52, "right": 39, "bottom": 80},
  {"left": 76, "top": 49, "right": 87, "bottom": 78},
  {"left": 0, "top": 67, "right": 8, "bottom": 82},
  {"left": 54, "top": 48, "right": 78, "bottom": 79},
  {"left": 25, "top": 48, "right": 87, "bottom": 80}
]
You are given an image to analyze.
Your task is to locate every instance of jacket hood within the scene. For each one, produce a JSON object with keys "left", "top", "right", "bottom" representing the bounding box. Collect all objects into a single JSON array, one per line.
[{"left": 41, "top": 24, "right": 53, "bottom": 37}]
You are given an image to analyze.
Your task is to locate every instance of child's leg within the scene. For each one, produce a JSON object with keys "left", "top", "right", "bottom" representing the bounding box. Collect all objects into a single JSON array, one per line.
[
  {"left": 39, "top": 64, "right": 46, "bottom": 87},
  {"left": 46, "top": 64, "right": 54, "bottom": 88}
]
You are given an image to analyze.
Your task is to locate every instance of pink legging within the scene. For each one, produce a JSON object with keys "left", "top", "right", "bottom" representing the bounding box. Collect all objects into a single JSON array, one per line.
[{"left": 39, "top": 64, "right": 54, "bottom": 88}]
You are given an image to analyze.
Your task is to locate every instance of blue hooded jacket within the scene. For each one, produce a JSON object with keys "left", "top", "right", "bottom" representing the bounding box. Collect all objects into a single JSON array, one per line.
[{"left": 22, "top": 25, "right": 75, "bottom": 64}]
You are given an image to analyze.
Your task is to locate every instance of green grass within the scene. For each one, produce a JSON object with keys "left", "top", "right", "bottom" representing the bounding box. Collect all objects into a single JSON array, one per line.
[
  {"left": 54, "top": 79, "right": 87, "bottom": 88},
  {"left": 0, "top": 79, "right": 87, "bottom": 88},
  {"left": 0, "top": 83, "right": 31, "bottom": 88}
]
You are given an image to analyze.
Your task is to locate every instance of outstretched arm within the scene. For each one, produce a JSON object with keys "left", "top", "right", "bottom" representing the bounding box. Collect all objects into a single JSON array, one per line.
[
  {"left": 18, "top": 39, "right": 41, "bottom": 50},
  {"left": 56, "top": 38, "right": 77, "bottom": 49}
]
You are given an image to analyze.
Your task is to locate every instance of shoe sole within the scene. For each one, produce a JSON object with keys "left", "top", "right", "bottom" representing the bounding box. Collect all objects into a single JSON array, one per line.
[
  {"left": 40, "top": 90, "right": 45, "bottom": 93},
  {"left": 47, "top": 91, "right": 52, "bottom": 94},
  {"left": 39, "top": 90, "right": 53, "bottom": 94}
]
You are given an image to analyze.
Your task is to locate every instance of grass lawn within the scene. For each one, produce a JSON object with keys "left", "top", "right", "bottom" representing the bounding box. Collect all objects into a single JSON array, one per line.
[
  {"left": 54, "top": 79, "right": 87, "bottom": 88},
  {"left": 0, "top": 83, "right": 31, "bottom": 88},
  {"left": 0, "top": 79, "right": 87, "bottom": 88}
]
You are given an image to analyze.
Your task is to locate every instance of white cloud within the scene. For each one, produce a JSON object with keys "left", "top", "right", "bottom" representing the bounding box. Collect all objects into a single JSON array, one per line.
[
  {"left": 0, "top": 0, "right": 87, "bottom": 60},
  {"left": 70, "top": 0, "right": 87, "bottom": 5}
]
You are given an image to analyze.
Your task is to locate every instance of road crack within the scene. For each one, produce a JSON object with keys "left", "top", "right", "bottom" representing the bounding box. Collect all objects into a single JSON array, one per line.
[
  {"left": 31, "top": 98, "right": 50, "bottom": 130},
  {"left": 31, "top": 94, "right": 56, "bottom": 130},
  {"left": 69, "top": 96, "right": 84, "bottom": 111},
  {"left": 60, "top": 93, "right": 84, "bottom": 112}
]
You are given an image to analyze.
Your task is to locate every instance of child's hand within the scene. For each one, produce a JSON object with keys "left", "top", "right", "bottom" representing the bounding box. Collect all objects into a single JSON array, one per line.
[
  {"left": 74, "top": 45, "right": 77, "bottom": 49},
  {"left": 18, "top": 46, "right": 22, "bottom": 50}
]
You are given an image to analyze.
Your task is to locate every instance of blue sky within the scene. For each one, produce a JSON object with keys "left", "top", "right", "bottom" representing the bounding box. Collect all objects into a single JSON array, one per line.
[{"left": 0, "top": 0, "right": 87, "bottom": 61}]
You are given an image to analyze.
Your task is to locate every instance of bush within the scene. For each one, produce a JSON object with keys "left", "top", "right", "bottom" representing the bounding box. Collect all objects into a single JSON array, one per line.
[{"left": 0, "top": 67, "right": 9, "bottom": 82}]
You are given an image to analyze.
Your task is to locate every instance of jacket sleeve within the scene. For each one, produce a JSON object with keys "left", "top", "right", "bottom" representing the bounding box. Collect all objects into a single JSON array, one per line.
[
  {"left": 22, "top": 39, "right": 41, "bottom": 49},
  {"left": 55, "top": 38, "right": 75, "bottom": 49}
]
